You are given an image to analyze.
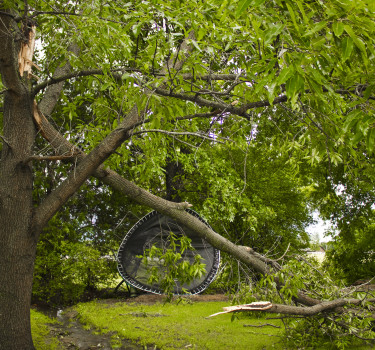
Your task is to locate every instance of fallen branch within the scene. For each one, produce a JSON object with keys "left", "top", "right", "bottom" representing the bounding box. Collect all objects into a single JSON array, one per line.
[{"left": 208, "top": 298, "right": 375, "bottom": 319}]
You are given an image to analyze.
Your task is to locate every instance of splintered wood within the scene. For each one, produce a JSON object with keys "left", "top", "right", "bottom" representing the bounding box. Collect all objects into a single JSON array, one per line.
[
  {"left": 207, "top": 301, "right": 273, "bottom": 318},
  {"left": 18, "top": 25, "right": 40, "bottom": 79}
]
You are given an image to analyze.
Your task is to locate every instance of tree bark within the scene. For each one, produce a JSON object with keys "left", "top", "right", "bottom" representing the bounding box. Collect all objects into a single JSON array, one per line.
[{"left": 0, "top": 12, "right": 37, "bottom": 350}]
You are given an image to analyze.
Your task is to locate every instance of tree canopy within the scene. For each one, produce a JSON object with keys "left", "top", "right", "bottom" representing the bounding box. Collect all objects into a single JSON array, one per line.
[{"left": 0, "top": 0, "right": 374, "bottom": 348}]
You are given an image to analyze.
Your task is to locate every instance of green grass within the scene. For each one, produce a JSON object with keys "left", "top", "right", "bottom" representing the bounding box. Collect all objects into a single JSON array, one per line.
[
  {"left": 74, "top": 300, "right": 284, "bottom": 349},
  {"left": 30, "top": 309, "right": 61, "bottom": 350}
]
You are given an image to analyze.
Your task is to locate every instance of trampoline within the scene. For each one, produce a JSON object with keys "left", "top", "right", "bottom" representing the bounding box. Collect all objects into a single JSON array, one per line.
[{"left": 117, "top": 209, "right": 220, "bottom": 295}]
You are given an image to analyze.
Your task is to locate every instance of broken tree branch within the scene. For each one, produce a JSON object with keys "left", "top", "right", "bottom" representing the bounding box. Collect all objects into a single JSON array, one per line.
[{"left": 208, "top": 298, "right": 375, "bottom": 318}]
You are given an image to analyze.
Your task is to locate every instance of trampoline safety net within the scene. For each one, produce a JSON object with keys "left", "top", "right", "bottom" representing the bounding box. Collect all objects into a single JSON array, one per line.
[{"left": 117, "top": 210, "right": 220, "bottom": 295}]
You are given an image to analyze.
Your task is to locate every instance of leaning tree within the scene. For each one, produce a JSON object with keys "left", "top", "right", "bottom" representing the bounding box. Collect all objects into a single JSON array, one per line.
[{"left": 0, "top": 0, "right": 374, "bottom": 348}]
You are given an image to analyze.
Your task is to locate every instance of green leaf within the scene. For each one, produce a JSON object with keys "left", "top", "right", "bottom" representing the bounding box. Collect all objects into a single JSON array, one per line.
[
  {"left": 366, "top": 128, "right": 375, "bottom": 154},
  {"left": 189, "top": 39, "right": 202, "bottom": 52},
  {"left": 276, "top": 65, "right": 295, "bottom": 85},
  {"left": 307, "top": 76, "right": 326, "bottom": 102},
  {"left": 352, "top": 130, "right": 363, "bottom": 147},
  {"left": 343, "top": 110, "right": 361, "bottom": 133},
  {"left": 344, "top": 25, "right": 368, "bottom": 63},
  {"left": 264, "top": 23, "right": 284, "bottom": 45},
  {"left": 311, "top": 37, "right": 326, "bottom": 50},
  {"left": 303, "top": 21, "right": 327, "bottom": 37},
  {"left": 253, "top": 0, "right": 266, "bottom": 6},
  {"left": 341, "top": 37, "right": 353, "bottom": 62},
  {"left": 236, "top": 0, "right": 266, "bottom": 16},
  {"left": 286, "top": 72, "right": 304, "bottom": 98},
  {"left": 236, "top": 0, "right": 252, "bottom": 17},
  {"left": 295, "top": 1, "right": 308, "bottom": 24},
  {"left": 286, "top": 3, "right": 300, "bottom": 33},
  {"left": 364, "top": 84, "right": 375, "bottom": 100},
  {"left": 332, "top": 21, "right": 344, "bottom": 37}
]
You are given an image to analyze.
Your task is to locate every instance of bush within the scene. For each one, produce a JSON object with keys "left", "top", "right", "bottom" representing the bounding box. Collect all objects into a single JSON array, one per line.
[{"left": 33, "top": 241, "right": 117, "bottom": 306}]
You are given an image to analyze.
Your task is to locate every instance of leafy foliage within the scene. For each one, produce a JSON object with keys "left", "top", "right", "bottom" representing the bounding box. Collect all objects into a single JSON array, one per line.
[
  {"left": 234, "top": 257, "right": 375, "bottom": 349},
  {"left": 33, "top": 238, "right": 117, "bottom": 306},
  {"left": 141, "top": 232, "right": 206, "bottom": 300},
  {"left": 1, "top": 0, "right": 375, "bottom": 346},
  {"left": 32, "top": 184, "right": 131, "bottom": 305}
]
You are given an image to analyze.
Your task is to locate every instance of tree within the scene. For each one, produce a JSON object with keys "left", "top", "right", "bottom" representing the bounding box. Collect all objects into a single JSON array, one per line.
[{"left": 0, "top": 0, "right": 374, "bottom": 348}]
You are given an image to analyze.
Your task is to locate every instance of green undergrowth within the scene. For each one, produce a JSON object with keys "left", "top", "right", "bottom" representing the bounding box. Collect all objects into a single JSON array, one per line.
[
  {"left": 30, "top": 309, "right": 61, "bottom": 350},
  {"left": 73, "top": 299, "right": 284, "bottom": 349}
]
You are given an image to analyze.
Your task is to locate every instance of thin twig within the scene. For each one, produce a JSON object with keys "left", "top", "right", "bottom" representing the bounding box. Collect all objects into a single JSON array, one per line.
[
  {"left": 243, "top": 323, "right": 281, "bottom": 328},
  {"left": 244, "top": 331, "right": 281, "bottom": 337},
  {"left": 274, "top": 243, "right": 291, "bottom": 262},
  {"left": 239, "top": 143, "right": 249, "bottom": 195},
  {"left": 28, "top": 10, "right": 127, "bottom": 25},
  {"left": 341, "top": 277, "right": 375, "bottom": 298},
  {"left": 26, "top": 154, "right": 79, "bottom": 162},
  {"left": 296, "top": 254, "right": 326, "bottom": 279},
  {"left": 130, "top": 129, "right": 232, "bottom": 144}
]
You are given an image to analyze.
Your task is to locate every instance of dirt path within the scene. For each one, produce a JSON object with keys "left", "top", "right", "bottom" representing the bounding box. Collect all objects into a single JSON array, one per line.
[
  {"left": 44, "top": 294, "right": 229, "bottom": 349},
  {"left": 47, "top": 307, "right": 143, "bottom": 350}
]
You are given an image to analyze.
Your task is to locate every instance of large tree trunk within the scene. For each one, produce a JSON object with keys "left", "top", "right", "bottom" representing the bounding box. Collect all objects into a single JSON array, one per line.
[
  {"left": 0, "top": 93, "right": 36, "bottom": 350},
  {"left": 0, "top": 13, "right": 37, "bottom": 350}
]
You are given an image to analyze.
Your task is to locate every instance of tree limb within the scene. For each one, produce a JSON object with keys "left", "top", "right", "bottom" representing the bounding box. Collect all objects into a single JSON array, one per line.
[
  {"left": 37, "top": 43, "right": 80, "bottom": 115},
  {"left": 151, "top": 86, "right": 291, "bottom": 118},
  {"left": 208, "top": 298, "right": 375, "bottom": 318},
  {"left": 33, "top": 67, "right": 135, "bottom": 96},
  {"left": 31, "top": 102, "right": 140, "bottom": 233}
]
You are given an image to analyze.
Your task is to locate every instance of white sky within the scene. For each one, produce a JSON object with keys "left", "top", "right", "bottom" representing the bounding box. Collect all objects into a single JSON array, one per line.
[{"left": 306, "top": 211, "right": 333, "bottom": 243}]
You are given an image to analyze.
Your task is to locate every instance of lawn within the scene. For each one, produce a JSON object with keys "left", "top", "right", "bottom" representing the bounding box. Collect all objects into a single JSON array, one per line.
[{"left": 74, "top": 299, "right": 284, "bottom": 349}]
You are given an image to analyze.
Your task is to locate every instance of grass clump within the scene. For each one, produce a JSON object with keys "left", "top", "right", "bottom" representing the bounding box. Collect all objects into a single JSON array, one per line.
[
  {"left": 30, "top": 309, "right": 61, "bottom": 350},
  {"left": 74, "top": 299, "right": 283, "bottom": 349}
]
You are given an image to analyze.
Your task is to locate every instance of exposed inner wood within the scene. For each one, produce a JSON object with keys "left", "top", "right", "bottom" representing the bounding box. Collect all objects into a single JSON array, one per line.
[{"left": 18, "top": 25, "right": 39, "bottom": 79}]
